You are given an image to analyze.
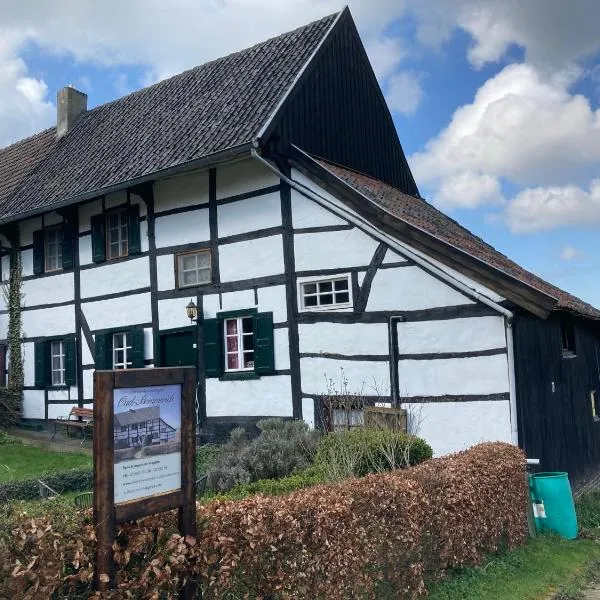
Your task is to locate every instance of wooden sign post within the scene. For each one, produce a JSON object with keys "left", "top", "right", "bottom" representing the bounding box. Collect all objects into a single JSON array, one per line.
[{"left": 93, "top": 367, "right": 197, "bottom": 594}]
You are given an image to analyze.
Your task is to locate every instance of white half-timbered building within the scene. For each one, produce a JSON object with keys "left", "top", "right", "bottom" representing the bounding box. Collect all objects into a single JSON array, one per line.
[{"left": 1, "top": 9, "right": 599, "bottom": 476}]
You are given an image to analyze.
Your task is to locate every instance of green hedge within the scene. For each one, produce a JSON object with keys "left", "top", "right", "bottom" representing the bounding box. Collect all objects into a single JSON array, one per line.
[{"left": 0, "top": 465, "right": 92, "bottom": 502}]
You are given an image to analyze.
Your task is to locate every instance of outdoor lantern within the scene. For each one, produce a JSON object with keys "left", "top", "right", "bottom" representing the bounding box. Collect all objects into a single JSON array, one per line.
[{"left": 185, "top": 299, "right": 198, "bottom": 323}]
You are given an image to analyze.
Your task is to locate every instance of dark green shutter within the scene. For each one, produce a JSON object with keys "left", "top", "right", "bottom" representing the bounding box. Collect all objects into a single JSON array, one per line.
[
  {"left": 34, "top": 341, "right": 49, "bottom": 387},
  {"left": 254, "top": 312, "right": 275, "bottom": 375},
  {"left": 128, "top": 204, "right": 141, "bottom": 255},
  {"left": 130, "top": 329, "right": 145, "bottom": 368},
  {"left": 32, "top": 230, "right": 45, "bottom": 275},
  {"left": 204, "top": 318, "right": 223, "bottom": 378},
  {"left": 64, "top": 338, "right": 76, "bottom": 385},
  {"left": 61, "top": 222, "right": 74, "bottom": 270},
  {"left": 91, "top": 214, "right": 106, "bottom": 263},
  {"left": 94, "top": 333, "right": 112, "bottom": 370}
]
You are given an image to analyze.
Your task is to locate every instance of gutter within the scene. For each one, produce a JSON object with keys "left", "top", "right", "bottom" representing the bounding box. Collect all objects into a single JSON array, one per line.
[
  {"left": 251, "top": 146, "right": 520, "bottom": 445},
  {"left": 0, "top": 142, "right": 252, "bottom": 227}
]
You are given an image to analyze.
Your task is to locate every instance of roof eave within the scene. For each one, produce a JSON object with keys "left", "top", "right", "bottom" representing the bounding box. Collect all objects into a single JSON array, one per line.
[{"left": 0, "top": 142, "right": 253, "bottom": 226}]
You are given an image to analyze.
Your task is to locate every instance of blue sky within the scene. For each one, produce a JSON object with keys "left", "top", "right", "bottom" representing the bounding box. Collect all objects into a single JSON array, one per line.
[{"left": 1, "top": 0, "right": 599, "bottom": 308}]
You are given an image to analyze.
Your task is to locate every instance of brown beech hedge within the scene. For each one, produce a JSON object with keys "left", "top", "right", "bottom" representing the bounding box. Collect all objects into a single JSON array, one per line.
[{"left": 0, "top": 442, "right": 527, "bottom": 599}]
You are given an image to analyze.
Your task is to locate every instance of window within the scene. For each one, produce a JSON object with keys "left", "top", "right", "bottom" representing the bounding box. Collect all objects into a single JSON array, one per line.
[
  {"left": 113, "top": 332, "right": 133, "bottom": 370},
  {"left": 561, "top": 320, "right": 576, "bottom": 357},
  {"left": 592, "top": 390, "right": 600, "bottom": 421},
  {"left": 224, "top": 316, "right": 255, "bottom": 372},
  {"left": 300, "top": 276, "right": 351, "bottom": 310},
  {"left": 176, "top": 251, "right": 211, "bottom": 288},
  {"left": 106, "top": 210, "right": 129, "bottom": 259},
  {"left": 120, "top": 426, "right": 127, "bottom": 433},
  {"left": 34, "top": 338, "right": 76, "bottom": 388},
  {"left": 44, "top": 227, "right": 63, "bottom": 272},
  {"left": 332, "top": 408, "right": 364, "bottom": 431},
  {"left": 50, "top": 341, "right": 65, "bottom": 386},
  {"left": 203, "top": 311, "right": 274, "bottom": 379}
]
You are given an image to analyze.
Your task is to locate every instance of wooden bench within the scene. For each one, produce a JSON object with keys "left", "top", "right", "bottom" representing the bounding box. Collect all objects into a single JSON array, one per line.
[{"left": 52, "top": 407, "right": 94, "bottom": 444}]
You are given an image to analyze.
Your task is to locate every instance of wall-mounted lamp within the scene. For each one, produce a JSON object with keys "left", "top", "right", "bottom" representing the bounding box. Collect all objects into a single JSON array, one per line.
[{"left": 186, "top": 299, "right": 198, "bottom": 323}]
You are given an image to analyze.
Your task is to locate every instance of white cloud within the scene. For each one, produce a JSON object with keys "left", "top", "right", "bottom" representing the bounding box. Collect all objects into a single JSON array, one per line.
[
  {"left": 560, "top": 246, "right": 583, "bottom": 261},
  {"left": 504, "top": 179, "right": 600, "bottom": 233},
  {"left": 385, "top": 71, "right": 423, "bottom": 115},
  {"left": 434, "top": 172, "right": 504, "bottom": 209}
]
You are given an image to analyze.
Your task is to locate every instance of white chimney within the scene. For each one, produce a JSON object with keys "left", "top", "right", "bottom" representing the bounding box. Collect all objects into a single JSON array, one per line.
[{"left": 57, "top": 86, "right": 87, "bottom": 139}]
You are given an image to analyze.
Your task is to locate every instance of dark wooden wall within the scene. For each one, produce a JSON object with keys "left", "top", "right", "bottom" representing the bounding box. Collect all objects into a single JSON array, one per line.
[
  {"left": 270, "top": 11, "right": 419, "bottom": 197},
  {"left": 513, "top": 311, "right": 600, "bottom": 481}
]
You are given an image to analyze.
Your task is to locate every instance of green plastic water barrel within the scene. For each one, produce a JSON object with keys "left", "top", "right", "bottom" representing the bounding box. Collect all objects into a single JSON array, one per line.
[{"left": 529, "top": 472, "right": 578, "bottom": 539}]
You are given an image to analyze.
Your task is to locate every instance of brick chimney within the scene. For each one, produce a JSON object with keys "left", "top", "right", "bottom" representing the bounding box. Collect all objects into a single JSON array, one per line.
[{"left": 57, "top": 86, "right": 87, "bottom": 139}]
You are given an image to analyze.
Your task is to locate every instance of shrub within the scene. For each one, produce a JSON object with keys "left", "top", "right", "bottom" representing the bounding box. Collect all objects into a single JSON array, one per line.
[
  {"left": 206, "top": 418, "right": 320, "bottom": 492},
  {"left": 196, "top": 444, "right": 220, "bottom": 475},
  {"left": 315, "top": 427, "right": 433, "bottom": 481},
  {"left": 0, "top": 465, "right": 92, "bottom": 503},
  {"left": 0, "top": 431, "right": 20, "bottom": 445}
]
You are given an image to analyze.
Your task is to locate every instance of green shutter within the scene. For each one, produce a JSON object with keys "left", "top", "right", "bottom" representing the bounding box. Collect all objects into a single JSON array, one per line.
[
  {"left": 94, "top": 333, "right": 112, "bottom": 370},
  {"left": 34, "top": 341, "right": 49, "bottom": 387},
  {"left": 91, "top": 214, "right": 106, "bottom": 263},
  {"left": 204, "top": 318, "right": 223, "bottom": 378},
  {"left": 32, "top": 230, "right": 45, "bottom": 275},
  {"left": 254, "top": 312, "right": 275, "bottom": 375},
  {"left": 128, "top": 204, "right": 141, "bottom": 255},
  {"left": 130, "top": 329, "right": 145, "bottom": 368},
  {"left": 61, "top": 222, "right": 74, "bottom": 270},
  {"left": 64, "top": 338, "right": 76, "bottom": 385}
]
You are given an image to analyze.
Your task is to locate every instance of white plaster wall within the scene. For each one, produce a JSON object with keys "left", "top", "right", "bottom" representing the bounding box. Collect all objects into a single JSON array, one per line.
[
  {"left": 367, "top": 266, "right": 473, "bottom": 312},
  {"left": 47, "top": 387, "right": 76, "bottom": 402},
  {"left": 155, "top": 171, "right": 209, "bottom": 213},
  {"left": 397, "top": 317, "right": 507, "bottom": 355},
  {"left": 156, "top": 255, "right": 176, "bottom": 290},
  {"left": 158, "top": 298, "right": 195, "bottom": 331},
  {"left": 81, "top": 329, "right": 94, "bottom": 365},
  {"left": 298, "top": 323, "right": 389, "bottom": 356},
  {"left": 47, "top": 404, "right": 78, "bottom": 420},
  {"left": 155, "top": 208, "right": 210, "bottom": 248},
  {"left": 22, "top": 390, "right": 45, "bottom": 419},
  {"left": 301, "top": 357, "right": 390, "bottom": 396},
  {"left": 44, "top": 212, "right": 62, "bottom": 227},
  {"left": 302, "top": 398, "right": 315, "bottom": 429},
  {"left": 105, "top": 190, "right": 127, "bottom": 209},
  {"left": 1, "top": 256, "right": 9, "bottom": 281},
  {"left": 203, "top": 290, "right": 255, "bottom": 319},
  {"left": 83, "top": 368, "right": 94, "bottom": 399},
  {"left": 79, "top": 199, "right": 102, "bottom": 233},
  {"left": 206, "top": 375, "right": 292, "bottom": 416},
  {"left": 22, "top": 342, "right": 35, "bottom": 387},
  {"left": 19, "top": 217, "right": 42, "bottom": 247},
  {"left": 404, "top": 400, "right": 512, "bottom": 456},
  {"left": 82, "top": 292, "right": 151, "bottom": 331},
  {"left": 217, "top": 159, "right": 279, "bottom": 199},
  {"left": 256, "top": 285, "right": 288, "bottom": 323},
  {"left": 0, "top": 284, "right": 7, "bottom": 313},
  {"left": 21, "top": 249, "right": 33, "bottom": 277},
  {"left": 130, "top": 193, "right": 148, "bottom": 217},
  {"left": 274, "top": 328, "right": 290, "bottom": 371},
  {"left": 144, "top": 327, "right": 154, "bottom": 362},
  {"left": 22, "top": 272, "right": 74, "bottom": 306},
  {"left": 79, "top": 236, "right": 93, "bottom": 266},
  {"left": 397, "top": 354, "right": 509, "bottom": 398},
  {"left": 291, "top": 189, "right": 347, "bottom": 228},
  {"left": 218, "top": 192, "right": 281, "bottom": 237},
  {"left": 0, "top": 311, "right": 7, "bottom": 338},
  {"left": 80, "top": 257, "right": 150, "bottom": 298},
  {"left": 383, "top": 249, "right": 409, "bottom": 264},
  {"left": 294, "top": 229, "right": 379, "bottom": 272},
  {"left": 219, "top": 236, "right": 284, "bottom": 282},
  {"left": 140, "top": 220, "right": 149, "bottom": 253},
  {"left": 22, "top": 305, "right": 75, "bottom": 338}
]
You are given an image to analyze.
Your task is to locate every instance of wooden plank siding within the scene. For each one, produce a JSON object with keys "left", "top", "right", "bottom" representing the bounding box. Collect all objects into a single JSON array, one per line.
[{"left": 513, "top": 311, "right": 600, "bottom": 481}]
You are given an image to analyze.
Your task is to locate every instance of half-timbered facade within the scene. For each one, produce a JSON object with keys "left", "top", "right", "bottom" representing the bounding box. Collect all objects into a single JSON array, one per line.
[{"left": 0, "top": 9, "right": 599, "bottom": 481}]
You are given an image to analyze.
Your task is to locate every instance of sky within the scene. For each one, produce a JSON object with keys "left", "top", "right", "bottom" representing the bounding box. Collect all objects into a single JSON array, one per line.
[{"left": 1, "top": 0, "right": 599, "bottom": 308}]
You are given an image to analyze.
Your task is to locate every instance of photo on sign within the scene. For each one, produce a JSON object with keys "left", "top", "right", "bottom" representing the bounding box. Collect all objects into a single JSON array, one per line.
[{"left": 113, "top": 385, "right": 182, "bottom": 504}]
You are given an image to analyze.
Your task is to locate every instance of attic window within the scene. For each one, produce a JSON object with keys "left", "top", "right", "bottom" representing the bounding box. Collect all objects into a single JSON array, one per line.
[{"left": 561, "top": 319, "right": 576, "bottom": 358}]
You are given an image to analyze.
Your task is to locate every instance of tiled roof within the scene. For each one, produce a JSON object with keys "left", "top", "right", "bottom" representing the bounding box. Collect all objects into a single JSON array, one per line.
[
  {"left": 0, "top": 13, "right": 337, "bottom": 222},
  {"left": 316, "top": 159, "right": 600, "bottom": 320}
]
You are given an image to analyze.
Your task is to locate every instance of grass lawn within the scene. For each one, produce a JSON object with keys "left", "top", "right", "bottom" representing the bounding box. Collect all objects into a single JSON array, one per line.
[{"left": 0, "top": 443, "right": 91, "bottom": 482}]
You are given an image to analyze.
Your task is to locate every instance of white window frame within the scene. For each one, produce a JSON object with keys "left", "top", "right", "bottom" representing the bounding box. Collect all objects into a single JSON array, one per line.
[
  {"left": 50, "top": 340, "right": 65, "bottom": 386},
  {"left": 113, "top": 332, "right": 132, "bottom": 370},
  {"left": 176, "top": 250, "right": 211, "bottom": 288},
  {"left": 298, "top": 275, "right": 352, "bottom": 311},
  {"left": 45, "top": 226, "right": 63, "bottom": 272},
  {"left": 223, "top": 316, "right": 255, "bottom": 373},
  {"left": 106, "top": 210, "right": 129, "bottom": 260}
]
